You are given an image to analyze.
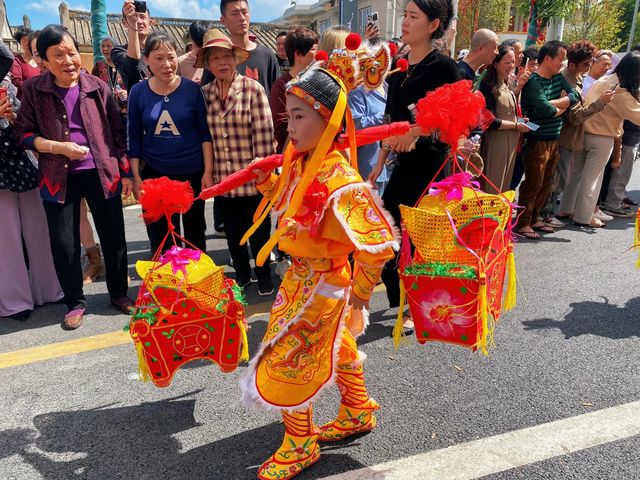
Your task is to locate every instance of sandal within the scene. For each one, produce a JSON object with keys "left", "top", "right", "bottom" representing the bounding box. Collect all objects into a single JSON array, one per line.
[
  {"left": 531, "top": 222, "right": 554, "bottom": 233},
  {"left": 516, "top": 228, "right": 540, "bottom": 240}
]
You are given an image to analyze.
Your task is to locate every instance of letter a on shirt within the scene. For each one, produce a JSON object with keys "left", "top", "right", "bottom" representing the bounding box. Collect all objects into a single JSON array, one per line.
[{"left": 154, "top": 110, "right": 181, "bottom": 136}]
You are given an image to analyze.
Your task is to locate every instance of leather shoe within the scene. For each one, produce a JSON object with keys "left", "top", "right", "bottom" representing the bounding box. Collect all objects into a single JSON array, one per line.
[
  {"left": 63, "top": 309, "right": 85, "bottom": 330},
  {"left": 110, "top": 296, "right": 135, "bottom": 314}
]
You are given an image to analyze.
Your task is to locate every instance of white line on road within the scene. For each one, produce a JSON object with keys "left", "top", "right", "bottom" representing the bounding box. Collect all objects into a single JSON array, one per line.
[{"left": 323, "top": 400, "right": 640, "bottom": 480}]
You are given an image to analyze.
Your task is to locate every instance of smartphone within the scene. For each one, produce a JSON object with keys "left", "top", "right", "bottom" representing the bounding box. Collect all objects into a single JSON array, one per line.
[
  {"left": 133, "top": 0, "right": 147, "bottom": 13},
  {"left": 525, "top": 121, "right": 539, "bottom": 131},
  {"left": 610, "top": 82, "right": 619, "bottom": 91},
  {"left": 367, "top": 12, "right": 379, "bottom": 31}
]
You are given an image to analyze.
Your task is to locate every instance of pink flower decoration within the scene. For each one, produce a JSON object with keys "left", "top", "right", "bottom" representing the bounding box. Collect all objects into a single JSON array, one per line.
[
  {"left": 428, "top": 172, "right": 480, "bottom": 202},
  {"left": 419, "top": 289, "right": 474, "bottom": 337},
  {"left": 273, "top": 292, "right": 285, "bottom": 308},
  {"left": 157, "top": 246, "right": 201, "bottom": 275}
]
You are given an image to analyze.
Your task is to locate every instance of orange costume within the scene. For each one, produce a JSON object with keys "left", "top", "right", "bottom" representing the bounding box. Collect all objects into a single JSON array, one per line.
[{"left": 238, "top": 64, "right": 399, "bottom": 479}]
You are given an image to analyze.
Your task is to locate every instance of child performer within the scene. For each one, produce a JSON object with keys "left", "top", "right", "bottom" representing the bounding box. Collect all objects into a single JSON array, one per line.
[{"left": 239, "top": 64, "right": 399, "bottom": 479}]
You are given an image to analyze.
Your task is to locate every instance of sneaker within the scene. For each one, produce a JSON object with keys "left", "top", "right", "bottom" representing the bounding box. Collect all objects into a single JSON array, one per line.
[
  {"left": 623, "top": 197, "right": 639, "bottom": 206},
  {"left": 593, "top": 209, "right": 613, "bottom": 222},
  {"left": 574, "top": 217, "right": 605, "bottom": 228},
  {"left": 543, "top": 216, "right": 566, "bottom": 228},
  {"left": 258, "top": 277, "right": 274, "bottom": 296},
  {"left": 601, "top": 206, "right": 636, "bottom": 218},
  {"left": 275, "top": 258, "right": 291, "bottom": 280},
  {"left": 237, "top": 277, "right": 255, "bottom": 289}
]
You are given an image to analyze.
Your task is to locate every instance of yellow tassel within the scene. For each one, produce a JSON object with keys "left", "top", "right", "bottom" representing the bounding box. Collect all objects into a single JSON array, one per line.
[
  {"left": 135, "top": 338, "right": 151, "bottom": 383},
  {"left": 238, "top": 320, "right": 249, "bottom": 363},
  {"left": 503, "top": 247, "right": 517, "bottom": 311},
  {"left": 476, "top": 270, "right": 489, "bottom": 356},
  {"left": 392, "top": 278, "right": 406, "bottom": 351}
]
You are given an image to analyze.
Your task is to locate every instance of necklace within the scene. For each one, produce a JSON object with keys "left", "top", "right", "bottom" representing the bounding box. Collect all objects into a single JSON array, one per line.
[
  {"left": 400, "top": 64, "right": 417, "bottom": 88},
  {"left": 152, "top": 77, "right": 178, "bottom": 103}
]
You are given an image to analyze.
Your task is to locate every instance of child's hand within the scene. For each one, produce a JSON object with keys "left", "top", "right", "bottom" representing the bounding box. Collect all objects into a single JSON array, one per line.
[{"left": 349, "top": 293, "right": 368, "bottom": 311}]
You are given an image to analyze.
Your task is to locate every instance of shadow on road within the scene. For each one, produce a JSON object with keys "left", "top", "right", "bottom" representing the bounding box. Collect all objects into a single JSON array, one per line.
[
  {"left": 522, "top": 297, "right": 640, "bottom": 340},
  {"left": 0, "top": 390, "right": 367, "bottom": 480}
]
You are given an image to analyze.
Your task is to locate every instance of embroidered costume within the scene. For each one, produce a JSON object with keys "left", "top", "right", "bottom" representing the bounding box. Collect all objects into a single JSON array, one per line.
[{"left": 238, "top": 52, "right": 399, "bottom": 479}]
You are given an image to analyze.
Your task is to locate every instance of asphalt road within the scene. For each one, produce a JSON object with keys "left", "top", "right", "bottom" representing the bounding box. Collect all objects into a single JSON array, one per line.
[{"left": 1, "top": 180, "right": 639, "bottom": 480}]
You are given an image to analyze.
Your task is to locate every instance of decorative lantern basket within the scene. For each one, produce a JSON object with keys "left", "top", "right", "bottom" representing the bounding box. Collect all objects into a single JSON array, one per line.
[
  {"left": 396, "top": 176, "right": 516, "bottom": 354},
  {"left": 129, "top": 247, "right": 248, "bottom": 387}
]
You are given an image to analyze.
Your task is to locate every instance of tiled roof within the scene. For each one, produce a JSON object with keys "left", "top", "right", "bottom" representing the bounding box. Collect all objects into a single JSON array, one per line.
[{"left": 65, "top": 9, "right": 289, "bottom": 53}]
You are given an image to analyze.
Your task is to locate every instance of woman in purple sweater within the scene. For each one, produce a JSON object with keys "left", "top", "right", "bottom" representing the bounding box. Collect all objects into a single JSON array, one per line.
[{"left": 14, "top": 25, "right": 134, "bottom": 330}]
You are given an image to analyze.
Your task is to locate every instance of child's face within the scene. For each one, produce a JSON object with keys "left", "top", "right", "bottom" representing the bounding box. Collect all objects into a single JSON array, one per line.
[{"left": 286, "top": 95, "right": 327, "bottom": 153}]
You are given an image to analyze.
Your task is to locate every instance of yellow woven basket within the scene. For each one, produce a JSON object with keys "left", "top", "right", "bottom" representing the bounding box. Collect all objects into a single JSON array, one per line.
[{"left": 400, "top": 188, "right": 515, "bottom": 264}]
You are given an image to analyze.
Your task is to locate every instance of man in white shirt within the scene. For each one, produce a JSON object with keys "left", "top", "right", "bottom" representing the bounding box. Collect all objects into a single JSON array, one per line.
[
  {"left": 177, "top": 20, "right": 212, "bottom": 84},
  {"left": 582, "top": 50, "right": 613, "bottom": 96}
]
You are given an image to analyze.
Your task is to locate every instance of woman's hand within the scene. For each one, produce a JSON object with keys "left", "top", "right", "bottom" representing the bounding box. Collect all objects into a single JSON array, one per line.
[
  {"left": 516, "top": 70, "right": 530, "bottom": 89},
  {"left": 60, "top": 142, "right": 90, "bottom": 160},
  {"left": 121, "top": 177, "right": 133, "bottom": 198},
  {"left": 132, "top": 175, "right": 143, "bottom": 200},
  {"left": 0, "top": 96, "right": 12, "bottom": 119},
  {"left": 516, "top": 121, "right": 532, "bottom": 133},
  {"left": 389, "top": 132, "right": 418, "bottom": 153},
  {"left": 202, "top": 171, "right": 214, "bottom": 190}
]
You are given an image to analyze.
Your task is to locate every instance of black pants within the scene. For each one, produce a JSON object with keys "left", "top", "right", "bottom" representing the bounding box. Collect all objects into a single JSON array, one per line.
[
  {"left": 381, "top": 154, "right": 445, "bottom": 308},
  {"left": 42, "top": 170, "right": 129, "bottom": 310},
  {"left": 216, "top": 195, "right": 271, "bottom": 283},
  {"left": 141, "top": 165, "right": 206, "bottom": 254},
  {"left": 213, "top": 198, "right": 224, "bottom": 231}
]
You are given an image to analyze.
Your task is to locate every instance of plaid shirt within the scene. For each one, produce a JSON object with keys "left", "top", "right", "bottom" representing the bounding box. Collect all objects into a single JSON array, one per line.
[{"left": 203, "top": 73, "right": 275, "bottom": 197}]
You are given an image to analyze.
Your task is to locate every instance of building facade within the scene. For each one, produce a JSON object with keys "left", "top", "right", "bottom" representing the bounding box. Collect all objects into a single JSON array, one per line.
[{"left": 273, "top": 0, "right": 404, "bottom": 40}]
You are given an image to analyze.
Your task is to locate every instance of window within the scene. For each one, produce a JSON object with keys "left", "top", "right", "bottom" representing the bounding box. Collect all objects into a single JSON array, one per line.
[
  {"left": 319, "top": 18, "right": 332, "bottom": 34},
  {"left": 358, "top": 6, "right": 372, "bottom": 34}
]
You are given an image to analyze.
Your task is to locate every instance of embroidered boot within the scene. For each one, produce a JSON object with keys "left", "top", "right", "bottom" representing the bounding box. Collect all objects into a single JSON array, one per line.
[
  {"left": 258, "top": 406, "right": 320, "bottom": 480},
  {"left": 318, "top": 361, "right": 379, "bottom": 442}
]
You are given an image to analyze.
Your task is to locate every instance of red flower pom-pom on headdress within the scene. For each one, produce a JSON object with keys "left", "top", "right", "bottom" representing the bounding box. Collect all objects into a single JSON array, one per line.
[{"left": 139, "top": 177, "right": 195, "bottom": 224}]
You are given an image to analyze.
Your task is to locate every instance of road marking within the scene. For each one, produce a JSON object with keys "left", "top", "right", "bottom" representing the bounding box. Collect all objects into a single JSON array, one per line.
[
  {"left": 0, "top": 331, "right": 132, "bottom": 369},
  {"left": 0, "top": 284, "right": 387, "bottom": 369},
  {"left": 324, "top": 400, "right": 640, "bottom": 480}
]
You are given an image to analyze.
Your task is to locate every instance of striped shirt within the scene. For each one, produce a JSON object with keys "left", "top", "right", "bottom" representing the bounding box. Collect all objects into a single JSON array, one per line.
[
  {"left": 203, "top": 73, "right": 275, "bottom": 197},
  {"left": 520, "top": 72, "right": 578, "bottom": 141}
]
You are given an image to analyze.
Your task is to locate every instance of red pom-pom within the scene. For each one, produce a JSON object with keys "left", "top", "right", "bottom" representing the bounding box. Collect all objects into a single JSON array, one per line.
[
  {"left": 315, "top": 50, "right": 329, "bottom": 62},
  {"left": 415, "top": 80, "right": 487, "bottom": 146},
  {"left": 388, "top": 42, "right": 398, "bottom": 57},
  {"left": 139, "top": 177, "right": 194, "bottom": 224},
  {"left": 345, "top": 33, "right": 361, "bottom": 51},
  {"left": 396, "top": 58, "right": 409, "bottom": 72}
]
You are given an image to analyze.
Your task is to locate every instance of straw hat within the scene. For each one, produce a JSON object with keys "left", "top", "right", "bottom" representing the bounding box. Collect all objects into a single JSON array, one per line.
[{"left": 195, "top": 29, "right": 250, "bottom": 68}]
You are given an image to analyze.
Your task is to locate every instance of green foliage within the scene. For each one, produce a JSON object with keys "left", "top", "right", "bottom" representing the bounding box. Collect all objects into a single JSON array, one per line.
[
  {"left": 479, "top": 0, "right": 511, "bottom": 31},
  {"left": 616, "top": 0, "right": 640, "bottom": 48},
  {"left": 563, "top": 0, "right": 625, "bottom": 50}
]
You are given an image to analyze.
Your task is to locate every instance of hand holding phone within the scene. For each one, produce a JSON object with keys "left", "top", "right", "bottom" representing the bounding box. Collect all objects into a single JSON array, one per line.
[
  {"left": 133, "top": 0, "right": 147, "bottom": 13},
  {"left": 366, "top": 12, "right": 379, "bottom": 36}
]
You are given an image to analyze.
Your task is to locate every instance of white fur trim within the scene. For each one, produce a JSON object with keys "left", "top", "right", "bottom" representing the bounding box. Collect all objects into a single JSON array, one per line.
[
  {"left": 239, "top": 278, "right": 351, "bottom": 413},
  {"left": 328, "top": 182, "right": 400, "bottom": 253}
]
